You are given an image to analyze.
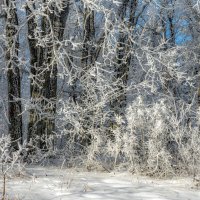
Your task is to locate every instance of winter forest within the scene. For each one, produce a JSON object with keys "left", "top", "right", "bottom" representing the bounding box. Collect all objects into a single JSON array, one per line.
[{"left": 1, "top": 0, "right": 200, "bottom": 199}]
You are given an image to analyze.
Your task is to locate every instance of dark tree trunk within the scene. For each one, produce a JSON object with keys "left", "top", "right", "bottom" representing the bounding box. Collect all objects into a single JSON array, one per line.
[
  {"left": 79, "top": 7, "right": 95, "bottom": 145},
  {"left": 6, "top": 0, "right": 22, "bottom": 149},
  {"left": 168, "top": 0, "right": 176, "bottom": 46},
  {"left": 110, "top": 0, "right": 133, "bottom": 118},
  {"left": 161, "top": 0, "right": 176, "bottom": 95},
  {"left": 26, "top": 0, "right": 69, "bottom": 148},
  {"left": 81, "top": 7, "right": 95, "bottom": 68}
]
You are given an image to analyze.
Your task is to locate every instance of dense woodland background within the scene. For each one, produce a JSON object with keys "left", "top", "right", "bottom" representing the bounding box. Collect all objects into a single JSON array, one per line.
[{"left": 0, "top": 0, "right": 200, "bottom": 177}]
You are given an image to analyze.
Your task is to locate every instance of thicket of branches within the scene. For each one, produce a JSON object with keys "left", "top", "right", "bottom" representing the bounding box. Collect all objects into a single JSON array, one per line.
[{"left": 0, "top": 0, "right": 200, "bottom": 177}]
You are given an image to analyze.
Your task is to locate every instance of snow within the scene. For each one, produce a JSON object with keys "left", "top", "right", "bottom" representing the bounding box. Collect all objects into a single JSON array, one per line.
[{"left": 1, "top": 167, "right": 200, "bottom": 200}]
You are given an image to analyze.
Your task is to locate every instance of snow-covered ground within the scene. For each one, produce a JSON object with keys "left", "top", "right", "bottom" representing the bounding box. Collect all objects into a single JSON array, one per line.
[{"left": 1, "top": 167, "right": 200, "bottom": 200}]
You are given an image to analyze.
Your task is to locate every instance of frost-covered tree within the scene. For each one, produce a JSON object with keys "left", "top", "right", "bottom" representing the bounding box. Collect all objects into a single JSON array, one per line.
[
  {"left": 5, "top": 0, "right": 22, "bottom": 149},
  {"left": 25, "top": 0, "right": 70, "bottom": 148}
]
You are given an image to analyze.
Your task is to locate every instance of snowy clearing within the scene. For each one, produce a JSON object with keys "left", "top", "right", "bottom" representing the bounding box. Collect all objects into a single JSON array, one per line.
[{"left": 1, "top": 167, "right": 200, "bottom": 200}]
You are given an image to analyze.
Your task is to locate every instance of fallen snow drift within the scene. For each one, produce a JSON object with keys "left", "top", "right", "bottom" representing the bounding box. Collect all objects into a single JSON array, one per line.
[{"left": 1, "top": 167, "right": 200, "bottom": 200}]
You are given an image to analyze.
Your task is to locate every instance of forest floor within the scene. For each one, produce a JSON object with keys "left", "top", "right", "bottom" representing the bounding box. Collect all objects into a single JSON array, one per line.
[{"left": 0, "top": 166, "right": 200, "bottom": 200}]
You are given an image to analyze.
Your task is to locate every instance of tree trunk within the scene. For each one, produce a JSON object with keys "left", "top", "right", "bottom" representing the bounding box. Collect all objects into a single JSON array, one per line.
[
  {"left": 110, "top": 0, "right": 132, "bottom": 120},
  {"left": 79, "top": 6, "right": 95, "bottom": 146},
  {"left": 6, "top": 0, "right": 22, "bottom": 149},
  {"left": 81, "top": 7, "right": 95, "bottom": 67},
  {"left": 26, "top": 0, "right": 69, "bottom": 148}
]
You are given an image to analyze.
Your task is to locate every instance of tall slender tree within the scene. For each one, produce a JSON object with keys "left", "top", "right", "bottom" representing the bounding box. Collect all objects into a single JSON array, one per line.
[
  {"left": 81, "top": 7, "right": 95, "bottom": 67},
  {"left": 5, "top": 0, "right": 22, "bottom": 149},
  {"left": 78, "top": 4, "right": 96, "bottom": 145}
]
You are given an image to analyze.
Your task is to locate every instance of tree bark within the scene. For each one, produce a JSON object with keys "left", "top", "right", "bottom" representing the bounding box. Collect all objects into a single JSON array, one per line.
[
  {"left": 6, "top": 0, "right": 22, "bottom": 149},
  {"left": 79, "top": 6, "right": 95, "bottom": 146},
  {"left": 81, "top": 7, "right": 95, "bottom": 68},
  {"left": 26, "top": 0, "right": 69, "bottom": 148}
]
